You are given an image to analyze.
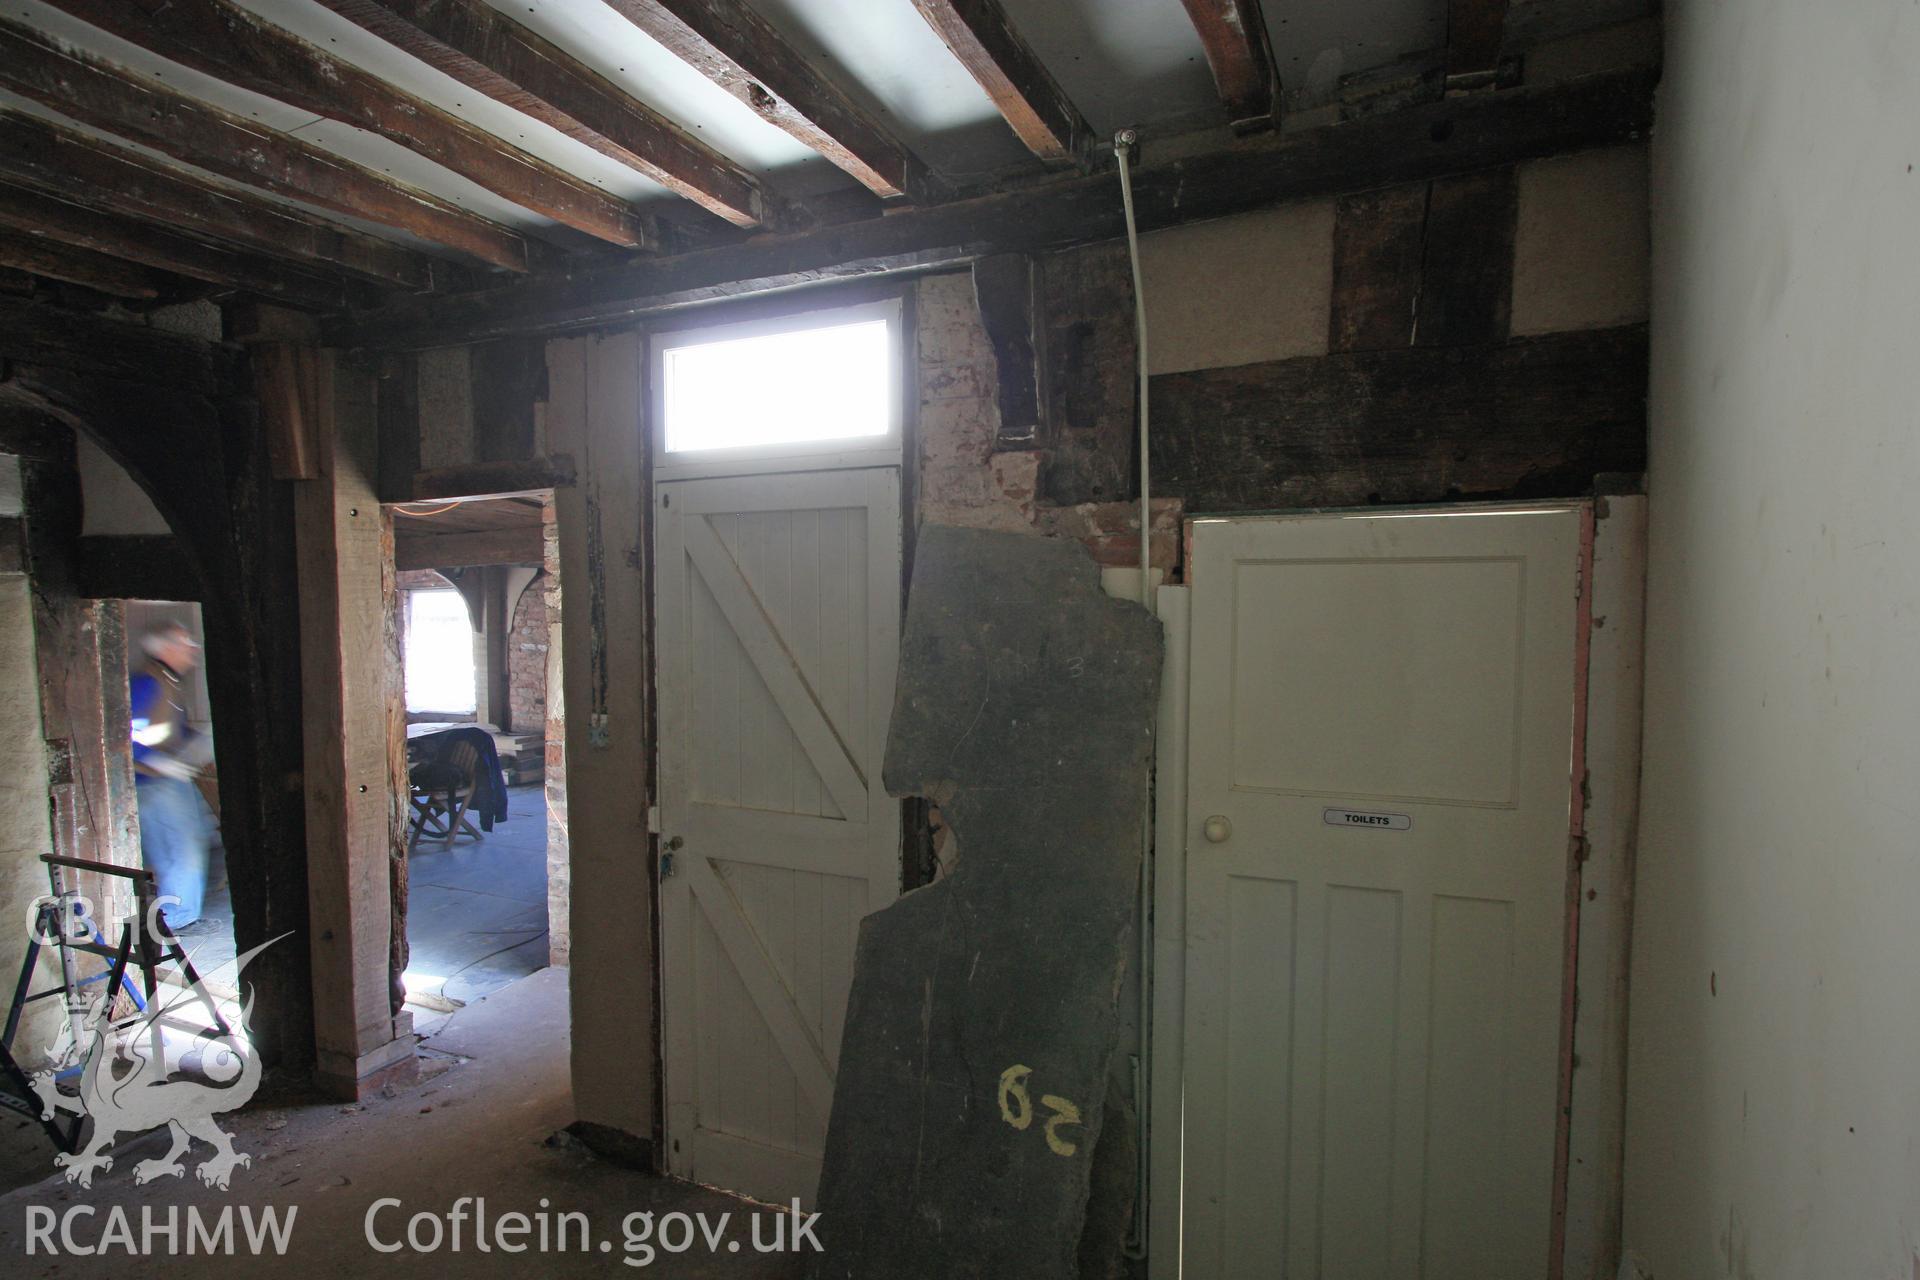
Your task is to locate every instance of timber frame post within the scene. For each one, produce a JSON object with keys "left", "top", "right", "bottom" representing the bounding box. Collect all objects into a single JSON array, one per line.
[{"left": 294, "top": 348, "right": 416, "bottom": 1099}]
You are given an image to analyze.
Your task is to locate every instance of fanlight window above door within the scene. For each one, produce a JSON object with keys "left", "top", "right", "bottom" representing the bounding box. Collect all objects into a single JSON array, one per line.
[{"left": 652, "top": 298, "right": 903, "bottom": 478}]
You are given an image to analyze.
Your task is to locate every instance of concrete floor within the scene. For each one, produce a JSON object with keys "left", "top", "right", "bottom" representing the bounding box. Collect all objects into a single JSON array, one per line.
[
  {"left": 188, "top": 782, "right": 551, "bottom": 1014},
  {"left": 402, "top": 781, "right": 551, "bottom": 1010},
  {"left": 0, "top": 969, "right": 800, "bottom": 1276}
]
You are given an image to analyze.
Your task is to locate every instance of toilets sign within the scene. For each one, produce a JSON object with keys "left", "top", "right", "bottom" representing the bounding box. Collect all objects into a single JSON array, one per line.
[{"left": 1322, "top": 807, "right": 1413, "bottom": 832}]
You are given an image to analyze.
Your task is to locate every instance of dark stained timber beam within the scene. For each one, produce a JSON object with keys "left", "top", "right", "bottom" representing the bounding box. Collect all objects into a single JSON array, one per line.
[
  {"left": 0, "top": 228, "right": 168, "bottom": 298},
  {"left": 393, "top": 523, "right": 543, "bottom": 571},
  {"left": 1448, "top": 0, "right": 1509, "bottom": 82},
  {"left": 1178, "top": 0, "right": 1278, "bottom": 129},
  {"left": 312, "top": 0, "right": 766, "bottom": 228},
  {"left": 337, "top": 69, "right": 1655, "bottom": 349},
  {"left": 971, "top": 253, "right": 1041, "bottom": 445},
  {"left": 38, "top": 0, "right": 654, "bottom": 248},
  {"left": 602, "top": 0, "right": 922, "bottom": 200},
  {"left": 77, "top": 536, "right": 204, "bottom": 601},
  {"left": 909, "top": 0, "right": 1091, "bottom": 162},
  {"left": 408, "top": 457, "right": 576, "bottom": 502},
  {"left": 0, "top": 17, "right": 532, "bottom": 274},
  {"left": 1149, "top": 325, "right": 1648, "bottom": 511},
  {"left": 0, "top": 183, "right": 355, "bottom": 313},
  {"left": 0, "top": 296, "right": 240, "bottom": 397},
  {"left": 0, "top": 109, "right": 440, "bottom": 291}
]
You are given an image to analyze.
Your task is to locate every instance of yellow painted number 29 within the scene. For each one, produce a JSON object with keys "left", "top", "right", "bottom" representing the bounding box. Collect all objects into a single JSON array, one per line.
[{"left": 997, "top": 1063, "right": 1083, "bottom": 1157}]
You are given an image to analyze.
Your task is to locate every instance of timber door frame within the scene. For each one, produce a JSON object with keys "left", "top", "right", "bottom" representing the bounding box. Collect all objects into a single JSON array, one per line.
[
  {"left": 644, "top": 287, "right": 915, "bottom": 1200},
  {"left": 1145, "top": 497, "right": 1649, "bottom": 1280}
]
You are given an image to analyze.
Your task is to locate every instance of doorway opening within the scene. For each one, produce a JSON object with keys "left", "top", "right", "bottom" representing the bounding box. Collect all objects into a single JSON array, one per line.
[
  {"left": 389, "top": 493, "right": 564, "bottom": 1035},
  {"left": 121, "top": 601, "right": 235, "bottom": 990},
  {"left": 1, "top": 422, "right": 287, "bottom": 1191},
  {"left": 649, "top": 296, "right": 907, "bottom": 1204}
]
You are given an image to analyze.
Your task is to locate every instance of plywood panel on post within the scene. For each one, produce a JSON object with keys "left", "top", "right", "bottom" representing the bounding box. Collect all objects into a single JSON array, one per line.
[
  {"left": 546, "top": 331, "right": 654, "bottom": 1150},
  {"left": 295, "top": 349, "right": 414, "bottom": 1098}
]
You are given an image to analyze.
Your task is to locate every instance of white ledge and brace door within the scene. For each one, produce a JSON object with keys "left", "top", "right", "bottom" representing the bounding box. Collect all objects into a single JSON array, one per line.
[
  {"left": 1179, "top": 506, "right": 1583, "bottom": 1279},
  {"left": 655, "top": 467, "right": 901, "bottom": 1207}
]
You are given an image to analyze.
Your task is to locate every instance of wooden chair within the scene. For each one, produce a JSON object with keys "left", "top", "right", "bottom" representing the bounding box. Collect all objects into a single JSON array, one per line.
[{"left": 407, "top": 738, "right": 483, "bottom": 853}]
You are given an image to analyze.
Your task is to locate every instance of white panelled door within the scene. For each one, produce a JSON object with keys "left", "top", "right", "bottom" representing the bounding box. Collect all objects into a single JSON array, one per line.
[
  {"left": 1180, "top": 506, "right": 1583, "bottom": 1279},
  {"left": 655, "top": 467, "right": 902, "bottom": 1207}
]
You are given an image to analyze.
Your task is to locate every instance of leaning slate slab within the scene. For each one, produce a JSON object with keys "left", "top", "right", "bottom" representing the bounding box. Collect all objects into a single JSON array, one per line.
[{"left": 811, "top": 524, "right": 1163, "bottom": 1280}]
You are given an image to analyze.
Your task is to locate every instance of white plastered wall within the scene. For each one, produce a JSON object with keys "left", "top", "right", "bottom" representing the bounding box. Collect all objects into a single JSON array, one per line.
[{"left": 1622, "top": 2, "right": 1920, "bottom": 1276}]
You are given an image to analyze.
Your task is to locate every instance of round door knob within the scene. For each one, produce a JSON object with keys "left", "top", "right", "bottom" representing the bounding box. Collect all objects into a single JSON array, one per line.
[{"left": 1202, "top": 815, "right": 1233, "bottom": 844}]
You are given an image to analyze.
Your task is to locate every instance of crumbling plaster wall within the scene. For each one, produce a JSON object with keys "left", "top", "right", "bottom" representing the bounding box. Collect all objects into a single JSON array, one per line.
[
  {"left": 914, "top": 137, "right": 1648, "bottom": 557},
  {"left": 1622, "top": 1, "right": 1920, "bottom": 1276},
  {"left": 0, "top": 573, "right": 59, "bottom": 1062}
]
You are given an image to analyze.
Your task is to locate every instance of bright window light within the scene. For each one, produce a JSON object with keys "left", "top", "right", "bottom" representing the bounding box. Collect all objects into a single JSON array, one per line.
[
  {"left": 662, "top": 318, "right": 892, "bottom": 454},
  {"left": 405, "top": 589, "right": 476, "bottom": 714}
]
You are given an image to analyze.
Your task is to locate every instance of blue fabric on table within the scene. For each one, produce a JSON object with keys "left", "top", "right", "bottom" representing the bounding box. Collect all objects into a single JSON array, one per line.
[{"left": 410, "top": 726, "right": 509, "bottom": 831}]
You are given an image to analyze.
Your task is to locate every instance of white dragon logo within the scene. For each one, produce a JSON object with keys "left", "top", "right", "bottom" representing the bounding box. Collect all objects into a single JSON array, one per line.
[{"left": 29, "top": 937, "right": 283, "bottom": 1191}]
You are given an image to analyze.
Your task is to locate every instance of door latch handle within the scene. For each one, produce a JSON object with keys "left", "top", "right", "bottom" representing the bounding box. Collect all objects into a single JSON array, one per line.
[
  {"left": 662, "top": 835, "right": 684, "bottom": 878},
  {"left": 1202, "top": 815, "right": 1233, "bottom": 844}
]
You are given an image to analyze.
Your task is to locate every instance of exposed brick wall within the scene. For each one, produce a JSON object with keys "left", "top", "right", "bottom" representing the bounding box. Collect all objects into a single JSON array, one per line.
[
  {"left": 541, "top": 504, "right": 570, "bottom": 968},
  {"left": 507, "top": 573, "right": 547, "bottom": 733},
  {"left": 914, "top": 272, "right": 1182, "bottom": 573}
]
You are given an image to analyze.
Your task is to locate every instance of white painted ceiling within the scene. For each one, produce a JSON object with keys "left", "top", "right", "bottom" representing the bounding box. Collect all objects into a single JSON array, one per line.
[
  {"left": 6, "top": 0, "right": 1644, "bottom": 264},
  {"left": 1263, "top": 0, "right": 1450, "bottom": 106}
]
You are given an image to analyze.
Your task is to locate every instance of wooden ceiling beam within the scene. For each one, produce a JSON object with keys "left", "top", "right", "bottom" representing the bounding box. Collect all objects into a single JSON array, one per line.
[
  {"left": 0, "top": 228, "right": 170, "bottom": 299},
  {"left": 312, "top": 0, "right": 766, "bottom": 228},
  {"left": 602, "top": 0, "right": 921, "bottom": 201},
  {"left": 0, "top": 109, "right": 443, "bottom": 291},
  {"left": 909, "top": 0, "right": 1092, "bottom": 163},
  {"left": 0, "top": 183, "right": 356, "bottom": 313},
  {"left": 337, "top": 69, "right": 1655, "bottom": 349},
  {"left": 394, "top": 523, "right": 543, "bottom": 571},
  {"left": 1178, "top": 0, "right": 1278, "bottom": 130},
  {"left": 38, "top": 0, "right": 655, "bottom": 249},
  {"left": 0, "top": 18, "right": 533, "bottom": 274}
]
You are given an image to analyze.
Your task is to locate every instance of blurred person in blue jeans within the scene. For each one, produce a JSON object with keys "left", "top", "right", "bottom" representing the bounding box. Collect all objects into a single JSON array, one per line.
[{"left": 130, "top": 623, "right": 215, "bottom": 933}]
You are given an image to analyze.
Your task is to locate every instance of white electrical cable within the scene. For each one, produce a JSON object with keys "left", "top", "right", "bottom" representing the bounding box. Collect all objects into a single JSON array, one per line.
[
  {"left": 1115, "top": 128, "right": 1155, "bottom": 1264},
  {"left": 1114, "top": 132, "right": 1152, "bottom": 609}
]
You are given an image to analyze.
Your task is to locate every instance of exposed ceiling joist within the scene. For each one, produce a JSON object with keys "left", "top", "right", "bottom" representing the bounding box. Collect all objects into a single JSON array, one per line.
[
  {"left": 1178, "top": 0, "right": 1278, "bottom": 130},
  {"left": 908, "top": 0, "right": 1091, "bottom": 163},
  {"left": 311, "top": 0, "right": 768, "bottom": 228},
  {"left": 0, "top": 226, "right": 169, "bottom": 298},
  {"left": 602, "top": 0, "right": 922, "bottom": 201},
  {"left": 338, "top": 70, "right": 1655, "bottom": 350},
  {"left": 37, "top": 0, "right": 657, "bottom": 249},
  {"left": 0, "top": 108, "right": 443, "bottom": 291},
  {"left": 0, "top": 181, "right": 355, "bottom": 312},
  {"left": 0, "top": 17, "right": 533, "bottom": 274}
]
